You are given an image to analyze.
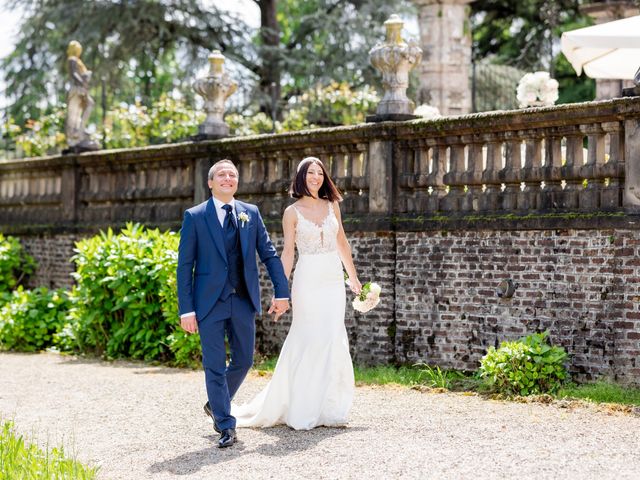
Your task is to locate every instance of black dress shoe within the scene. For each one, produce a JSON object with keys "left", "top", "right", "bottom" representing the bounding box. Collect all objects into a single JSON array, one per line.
[
  {"left": 218, "top": 428, "right": 236, "bottom": 448},
  {"left": 203, "top": 402, "right": 221, "bottom": 433}
]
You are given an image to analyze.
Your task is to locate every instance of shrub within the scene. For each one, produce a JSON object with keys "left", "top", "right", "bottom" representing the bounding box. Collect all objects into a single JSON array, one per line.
[
  {"left": 0, "top": 287, "right": 70, "bottom": 352},
  {"left": 14, "top": 109, "right": 67, "bottom": 157},
  {"left": 67, "top": 223, "right": 179, "bottom": 361},
  {"left": 156, "top": 248, "right": 202, "bottom": 368},
  {"left": 0, "top": 234, "right": 36, "bottom": 299},
  {"left": 479, "top": 331, "right": 568, "bottom": 396}
]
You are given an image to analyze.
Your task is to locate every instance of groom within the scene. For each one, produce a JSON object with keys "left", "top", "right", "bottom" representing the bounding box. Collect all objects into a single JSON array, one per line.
[{"left": 177, "top": 159, "right": 290, "bottom": 448}]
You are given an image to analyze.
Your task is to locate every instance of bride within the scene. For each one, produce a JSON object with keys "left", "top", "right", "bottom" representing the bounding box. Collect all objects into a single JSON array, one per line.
[{"left": 231, "top": 156, "right": 362, "bottom": 430}]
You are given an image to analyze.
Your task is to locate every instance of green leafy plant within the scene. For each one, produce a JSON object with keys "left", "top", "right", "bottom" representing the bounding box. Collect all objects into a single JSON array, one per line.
[
  {"left": 294, "top": 81, "right": 379, "bottom": 126},
  {"left": 156, "top": 241, "right": 202, "bottom": 368},
  {"left": 0, "top": 420, "right": 97, "bottom": 479},
  {"left": 479, "top": 331, "right": 568, "bottom": 396},
  {"left": 67, "top": 223, "right": 179, "bottom": 361},
  {"left": 103, "top": 95, "right": 204, "bottom": 148},
  {"left": 0, "top": 287, "right": 70, "bottom": 352},
  {"left": 0, "top": 234, "right": 36, "bottom": 299}
]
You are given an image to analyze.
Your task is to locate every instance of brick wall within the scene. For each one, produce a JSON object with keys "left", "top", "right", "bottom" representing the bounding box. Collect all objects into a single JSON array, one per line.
[
  {"left": 249, "top": 226, "right": 640, "bottom": 383},
  {"left": 394, "top": 229, "right": 640, "bottom": 382},
  {"left": 16, "top": 225, "right": 640, "bottom": 383}
]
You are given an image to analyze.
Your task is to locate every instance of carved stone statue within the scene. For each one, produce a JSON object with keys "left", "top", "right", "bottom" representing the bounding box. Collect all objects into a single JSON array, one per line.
[
  {"left": 192, "top": 50, "right": 238, "bottom": 140},
  {"left": 65, "top": 40, "right": 99, "bottom": 152},
  {"left": 369, "top": 14, "right": 422, "bottom": 120}
]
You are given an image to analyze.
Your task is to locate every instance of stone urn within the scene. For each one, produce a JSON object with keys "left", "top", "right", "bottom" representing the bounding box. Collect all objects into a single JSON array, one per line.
[
  {"left": 369, "top": 14, "right": 422, "bottom": 120},
  {"left": 193, "top": 50, "right": 237, "bottom": 139}
]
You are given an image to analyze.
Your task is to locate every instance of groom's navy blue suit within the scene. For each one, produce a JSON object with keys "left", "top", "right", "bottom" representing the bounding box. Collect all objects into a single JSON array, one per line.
[{"left": 177, "top": 196, "right": 289, "bottom": 430}]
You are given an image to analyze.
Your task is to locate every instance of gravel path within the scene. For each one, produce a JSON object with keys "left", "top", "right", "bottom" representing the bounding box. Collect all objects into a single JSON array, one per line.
[{"left": 1, "top": 352, "right": 639, "bottom": 480}]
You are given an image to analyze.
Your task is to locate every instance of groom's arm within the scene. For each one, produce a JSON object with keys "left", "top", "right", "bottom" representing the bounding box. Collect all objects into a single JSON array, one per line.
[
  {"left": 254, "top": 208, "right": 290, "bottom": 300},
  {"left": 177, "top": 210, "right": 197, "bottom": 319}
]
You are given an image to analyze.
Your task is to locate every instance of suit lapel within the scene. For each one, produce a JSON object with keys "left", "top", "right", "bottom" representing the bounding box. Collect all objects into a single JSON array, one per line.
[
  {"left": 236, "top": 202, "right": 250, "bottom": 260},
  {"left": 204, "top": 198, "right": 228, "bottom": 264}
]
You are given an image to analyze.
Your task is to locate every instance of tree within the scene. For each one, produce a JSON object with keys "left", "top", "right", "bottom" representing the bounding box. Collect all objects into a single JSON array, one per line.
[
  {"left": 2, "top": 0, "right": 252, "bottom": 124},
  {"left": 471, "top": 0, "right": 594, "bottom": 102},
  {"left": 2, "top": 0, "right": 413, "bottom": 125}
]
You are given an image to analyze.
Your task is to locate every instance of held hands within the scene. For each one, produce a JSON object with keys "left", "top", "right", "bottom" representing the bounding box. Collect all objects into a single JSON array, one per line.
[
  {"left": 180, "top": 314, "right": 198, "bottom": 334},
  {"left": 268, "top": 297, "right": 290, "bottom": 321}
]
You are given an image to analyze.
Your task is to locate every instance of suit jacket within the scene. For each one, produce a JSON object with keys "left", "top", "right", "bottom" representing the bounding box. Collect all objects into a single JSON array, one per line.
[{"left": 176, "top": 197, "right": 289, "bottom": 319}]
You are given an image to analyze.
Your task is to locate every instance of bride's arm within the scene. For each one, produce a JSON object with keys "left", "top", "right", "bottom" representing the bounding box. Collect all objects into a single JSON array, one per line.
[
  {"left": 333, "top": 202, "right": 362, "bottom": 294},
  {"left": 280, "top": 206, "right": 297, "bottom": 280}
]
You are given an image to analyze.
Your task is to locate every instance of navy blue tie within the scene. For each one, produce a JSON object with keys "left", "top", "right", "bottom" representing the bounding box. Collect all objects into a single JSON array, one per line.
[{"left": 222, "top": 204, "right": 236, "bottom": 232}]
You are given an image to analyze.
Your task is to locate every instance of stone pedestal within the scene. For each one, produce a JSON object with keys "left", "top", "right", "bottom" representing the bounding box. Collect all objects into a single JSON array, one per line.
[
  {"left": 413, "top": 0, "right": 473, "bottom": 115},
  {"left": 581, "top": 1, "right": 639, "bottom": 100},
  {"left": 192, "top": 50, "right": 237, "bottom": 140},
  {"left": 369, "top": 14, "right": 423, "bottom": 121}
]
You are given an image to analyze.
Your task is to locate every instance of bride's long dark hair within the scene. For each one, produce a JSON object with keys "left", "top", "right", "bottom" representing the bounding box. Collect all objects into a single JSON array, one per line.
[{"left": 289, "top": 157, "right": 343, "bottom": 202}]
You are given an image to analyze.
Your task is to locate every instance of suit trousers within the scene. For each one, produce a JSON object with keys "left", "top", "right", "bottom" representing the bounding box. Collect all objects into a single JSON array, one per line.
[{"left": 198, "top": 292, "right": 256, "bottom": 431}]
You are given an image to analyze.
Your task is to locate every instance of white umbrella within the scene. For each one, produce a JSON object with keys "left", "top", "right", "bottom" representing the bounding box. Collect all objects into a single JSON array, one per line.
[{"left": 560, "top": 15, "right": 640, "bottom": 80}]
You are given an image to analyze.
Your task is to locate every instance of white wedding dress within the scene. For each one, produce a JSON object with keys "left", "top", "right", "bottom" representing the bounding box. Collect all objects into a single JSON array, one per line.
[{"left": 231, "top": 202, "right": 355, "bottom": 430}]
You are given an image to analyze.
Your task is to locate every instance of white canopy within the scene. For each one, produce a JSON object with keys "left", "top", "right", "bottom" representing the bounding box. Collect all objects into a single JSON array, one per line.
[{"left": 560, "top": 15, "right": 640, "bottom": 80}]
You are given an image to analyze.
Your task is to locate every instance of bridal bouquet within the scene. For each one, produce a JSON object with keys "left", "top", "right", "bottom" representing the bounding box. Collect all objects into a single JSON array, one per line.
[
  {"left": 516, "top": 71, "right": 559, "bottom": 108},
  {"left": 352, "top": 282, "right": 382, "bottom": 313}
]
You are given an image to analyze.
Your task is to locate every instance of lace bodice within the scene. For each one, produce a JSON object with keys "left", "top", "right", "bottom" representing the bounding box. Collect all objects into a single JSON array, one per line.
[{"left": 294, "top": 202, "right": 339, "bottom": 255}]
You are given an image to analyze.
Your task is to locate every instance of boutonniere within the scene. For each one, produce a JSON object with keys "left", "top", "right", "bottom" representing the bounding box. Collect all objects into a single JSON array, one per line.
[{"left": 238, "top": 212, "right": 250, "bottom": 227}]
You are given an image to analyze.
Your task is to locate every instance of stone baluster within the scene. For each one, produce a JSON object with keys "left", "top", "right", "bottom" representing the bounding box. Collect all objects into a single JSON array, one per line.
[
  {"left": 460, "top": 136, "right": 483, "bottom": 212},
  {"left": 479, "top": 137, "right": 503, "bottom": 212},
  {"left": 441, "top": 139, "right": 465, "bottom": 212},
  {"left": 425, "top": 140, "right": 447, "bottom": 213},
  {"left": 518, "top": 131, "right": 543, "bottom": 210},
  {"left": 624, "top": 117, "right": 640, "bottom": 210},
  {"left": 559, "top": 129, "right": 584, "bottom": 209},
  {"left": 403, "top": 140, "right": 431, "bottom": 212},
  {"left": 350, "top": 145, "right": 369, "bottom": 213},
  {"left": 579, "top": 124, "right": 606, "bottom": 209},
  {"left": 540, "top": 132, "right": 563, "bottom": 211},
  {"left": 601, "top": 121, "right": 624, "bottom": 209},
  {"left": 499, "top": 132, "right": 521, "bottom": 211}
]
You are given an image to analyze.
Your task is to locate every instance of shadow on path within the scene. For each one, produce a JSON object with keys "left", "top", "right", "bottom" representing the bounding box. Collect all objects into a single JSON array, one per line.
[{"left": 148, "top": 426, "right": 365, "bottom": 476}]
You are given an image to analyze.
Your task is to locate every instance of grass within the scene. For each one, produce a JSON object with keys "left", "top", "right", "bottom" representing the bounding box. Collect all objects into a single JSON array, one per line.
[
  {"left": 254, "top": 356, "right": 479, "bottom": 389},
  {"left": 558, "top": 381, "right": 640, "bottom": 406},
  {"left": 255, "top": 356, "right": 640, "bottom": 408},
  {"left": 0, "top": 420, "right": 98, "bottom": 479}
]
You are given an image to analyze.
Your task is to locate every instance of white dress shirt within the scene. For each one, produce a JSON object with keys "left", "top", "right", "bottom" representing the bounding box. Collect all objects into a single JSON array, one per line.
[{"left": 211, "top": 195, "right": 236, "bottom": 227}]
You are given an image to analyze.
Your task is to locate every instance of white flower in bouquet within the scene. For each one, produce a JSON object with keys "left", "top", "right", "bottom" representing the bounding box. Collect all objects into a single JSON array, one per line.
[
  {"left": 516, "top": 71, "right": 559, "bottom": 108},
  {"left": 413, "top": 104, "right": 441, "bottom": 119},
  {"left": 352, "top": 282, "right": 381, "bottom": 313}
]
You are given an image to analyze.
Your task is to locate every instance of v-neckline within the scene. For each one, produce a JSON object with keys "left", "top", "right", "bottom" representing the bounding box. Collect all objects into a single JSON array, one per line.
[{"left": 295, "top": 202, "right": 331, "bottom": 229}]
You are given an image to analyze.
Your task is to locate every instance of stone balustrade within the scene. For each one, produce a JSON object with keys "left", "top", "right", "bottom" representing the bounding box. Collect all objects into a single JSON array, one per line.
[{"left": 2, "top": 97, "right": 640, "bottom": 235}]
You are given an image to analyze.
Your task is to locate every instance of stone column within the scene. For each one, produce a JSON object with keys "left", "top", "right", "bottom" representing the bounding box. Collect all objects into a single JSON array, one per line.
[
  {"left": 413, "top": 0, "right": 473, "bottom": 115},
  {"left": 580, "top": 1, "right": 639, "bottom": 100}
]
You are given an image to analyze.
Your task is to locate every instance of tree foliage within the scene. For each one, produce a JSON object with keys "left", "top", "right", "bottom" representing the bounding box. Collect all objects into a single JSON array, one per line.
[
  {"left": 471, "top": 0, "right": 594, "bottom": 103},
  {"left": 2, "top": 0, "right": 250, "bottom": 124},
  {"left": 3, "top": 0, "right": 413, "bottom": 124}
]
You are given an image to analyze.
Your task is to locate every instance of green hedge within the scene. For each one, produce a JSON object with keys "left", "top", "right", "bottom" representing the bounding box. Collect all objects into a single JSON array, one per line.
[
  {"left": 0, "top": 287, "right": 70, "bottom": 352},
  {"left": 479, "top": 331, "right": 568, "bottom": 396},
  {"left": 0, "top": 234, "right": 36, "bottom": 302},
  {"left": 64, "top": 223, "right": 201, "bottom": 365}
]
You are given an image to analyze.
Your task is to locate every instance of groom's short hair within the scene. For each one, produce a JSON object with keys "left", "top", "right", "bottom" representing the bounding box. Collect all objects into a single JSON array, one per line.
[{"left": 208, "top": 159, "right": 238, "bottom": 180}]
